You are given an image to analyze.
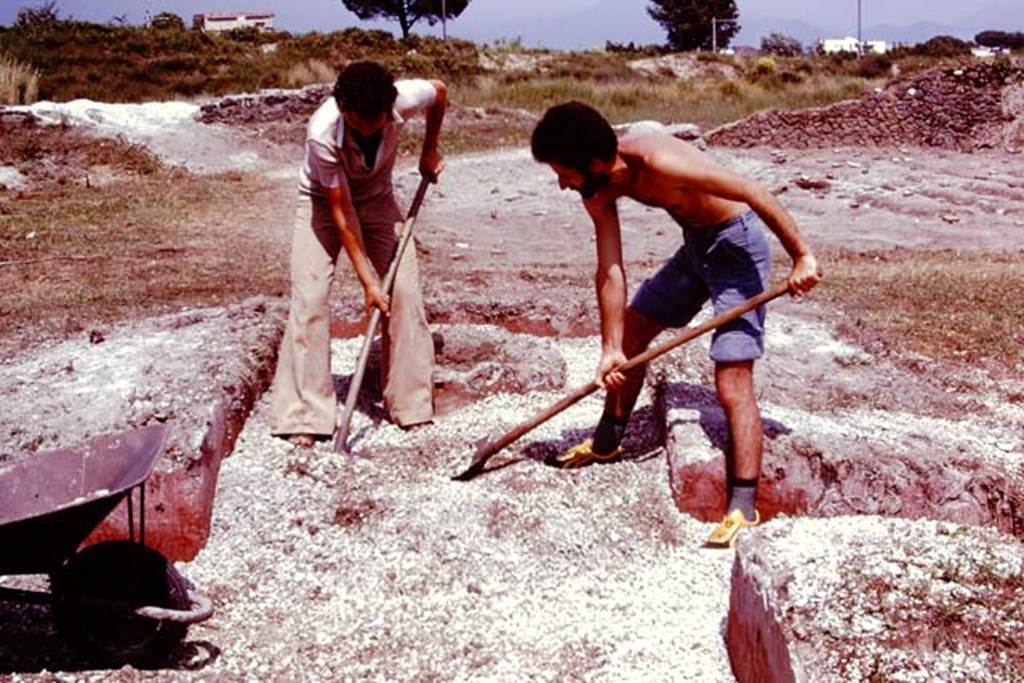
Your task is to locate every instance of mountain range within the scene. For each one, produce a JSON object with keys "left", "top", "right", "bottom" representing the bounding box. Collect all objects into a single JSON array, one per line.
[{"left": 449, "top": 0, "right": 1024, "bottom": 49}]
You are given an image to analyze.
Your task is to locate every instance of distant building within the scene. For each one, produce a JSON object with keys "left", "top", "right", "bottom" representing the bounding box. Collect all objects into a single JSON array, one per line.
[
  {"left": 819, "top": 36, "right": 888, "bottom": 55},
  {"left": 971, "top": 46, "right": 1010, "bottom": 58},
  {"left": 192, "top": 12, "right": 275, "bottom": 33}
]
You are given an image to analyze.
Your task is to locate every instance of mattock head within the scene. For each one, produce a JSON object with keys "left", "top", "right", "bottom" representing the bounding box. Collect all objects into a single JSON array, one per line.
[{"left": 334, "top": 431, "right": 373, "bottom": 460}]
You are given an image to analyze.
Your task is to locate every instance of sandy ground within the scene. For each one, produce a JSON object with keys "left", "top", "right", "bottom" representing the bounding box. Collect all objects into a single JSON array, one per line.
[{"left": 1, "top": 102, "right": 1023, "bottom": 680}]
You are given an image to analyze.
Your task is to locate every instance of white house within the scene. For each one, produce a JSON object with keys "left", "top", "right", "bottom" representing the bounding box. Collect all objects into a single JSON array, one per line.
[
  {"left": 819, "top": 36, "right": 889, "bottom": 55},
  {"left": 192, "top": 12, "right": 275, "bottom": 33},
  {"left": 971, "top": 46, "right": 1010, "bottom": 58}
]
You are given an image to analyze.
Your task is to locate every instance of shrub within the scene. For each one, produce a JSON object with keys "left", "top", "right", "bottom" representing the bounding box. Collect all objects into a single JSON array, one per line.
[
  {"left": 604, "top": 41, "right": 666, "bottom": 56},
  {"left": 284, "top": 59, "right": 336, "bottom": 87},
  {"left": 752, "top": 56, "right": 778, "bottom": 76},
  {"left": 719, "top": 79, "right": 743, "bottom": 99},
  {"left": 223, "top": 27, "right": 264, "bottom": 44},
  {"left": 761, "top": 33, "right": 803, "bottom": 57},
  {"left": 857, "top": 53, "right": 893, "bottom": 78},
  {"left": 696, "top": 51, "right": 733, "bottom": 64},
  {"left": 150, "top": 12, "right": 185, "bottom": 31},
  {"left": 779, "top": 70, "right": 804, "bottom": 84},
  {"left": 15, "top": 1, "right": 59, "bottom": 29},
  {"left": 915, "top": 35, "right": 971, "bottom": 58}
]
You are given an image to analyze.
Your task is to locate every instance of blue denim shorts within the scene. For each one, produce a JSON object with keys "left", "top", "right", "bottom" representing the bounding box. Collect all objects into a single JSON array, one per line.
[{"left": 631, "top": 210, "right": 772, "bottom": 362}]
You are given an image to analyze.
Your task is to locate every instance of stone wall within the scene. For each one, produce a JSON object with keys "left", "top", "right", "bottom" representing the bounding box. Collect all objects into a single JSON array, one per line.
[
  {"left": 199, "top": 84, "right": 331, "bottom": 126},
  {"left": 708, "top": 61, "right": 1024, "bottom": 152}
]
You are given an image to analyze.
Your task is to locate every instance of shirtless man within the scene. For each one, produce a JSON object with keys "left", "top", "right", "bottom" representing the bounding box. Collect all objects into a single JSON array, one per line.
[{"left": 530, "top": 102, "right": 821, "bottom": 547}]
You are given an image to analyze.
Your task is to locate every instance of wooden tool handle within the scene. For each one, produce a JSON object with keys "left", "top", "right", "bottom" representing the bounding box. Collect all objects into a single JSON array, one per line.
[
  {"left": 453, "top": 280, "right": 791, "bottom": 479},
  {"left": 334, "top": 176, "right": 432, "bottom": 453}
]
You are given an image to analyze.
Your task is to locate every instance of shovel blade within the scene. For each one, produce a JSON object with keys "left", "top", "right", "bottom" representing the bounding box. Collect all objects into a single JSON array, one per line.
[{"left": 451, "top": 436, "right": 497, "bottom": 481}]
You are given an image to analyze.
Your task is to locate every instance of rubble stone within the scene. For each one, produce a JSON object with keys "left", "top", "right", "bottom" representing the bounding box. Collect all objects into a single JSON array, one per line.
[
  {"left": 728, "top": 516, "right": 1024, "bottom": 682},
  {"left": 708, "top": 62, "right": 1024, "bottom": 152}
]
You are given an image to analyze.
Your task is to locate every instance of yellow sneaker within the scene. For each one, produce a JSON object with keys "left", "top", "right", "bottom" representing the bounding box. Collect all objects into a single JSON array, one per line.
[
  {"left": 555, "top": 439, "right": 624, "bottom": 469},
  {"left": 704, "top": 509, "right": 761, "bottom": 548}
]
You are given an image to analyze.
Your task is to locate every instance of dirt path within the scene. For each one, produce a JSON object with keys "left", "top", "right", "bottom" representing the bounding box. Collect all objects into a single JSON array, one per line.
[{"left": 414, "top": 145, "right": 1024, "bottom": 276}]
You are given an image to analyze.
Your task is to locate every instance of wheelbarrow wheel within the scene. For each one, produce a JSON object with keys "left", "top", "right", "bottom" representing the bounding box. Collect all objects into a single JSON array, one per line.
[{"left": 50, "top": 541, "right": 191, "bottom": 666}]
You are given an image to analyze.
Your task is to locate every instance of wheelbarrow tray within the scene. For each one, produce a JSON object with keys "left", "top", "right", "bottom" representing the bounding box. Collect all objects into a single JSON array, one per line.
[{"left": 0, "top": 425, "right": 168, "bottom": 575}]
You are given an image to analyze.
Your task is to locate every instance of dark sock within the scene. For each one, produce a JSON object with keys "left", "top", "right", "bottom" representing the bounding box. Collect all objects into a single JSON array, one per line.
[
  {"left": 728, "top": 477, "right": 758, "bottom": 520},
  {"left": 592, "top": 411, "right": 629, "bottom": 455}
]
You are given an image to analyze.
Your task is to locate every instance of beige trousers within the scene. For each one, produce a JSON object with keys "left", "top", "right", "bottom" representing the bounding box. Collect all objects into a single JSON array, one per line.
[{"left": 269, "top": 194, "right": 434, "bottom": 436}]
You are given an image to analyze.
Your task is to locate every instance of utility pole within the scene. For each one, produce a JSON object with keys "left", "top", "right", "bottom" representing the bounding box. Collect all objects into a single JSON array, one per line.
[
  {"left": 857, "top": 0, "right": 863, "bottom": 57},
  {"left": 441, "top": 0, "right": 447, "bottom": 40},
  {"left": 711, "top": 17, "right": 737, "bottom": 53}
]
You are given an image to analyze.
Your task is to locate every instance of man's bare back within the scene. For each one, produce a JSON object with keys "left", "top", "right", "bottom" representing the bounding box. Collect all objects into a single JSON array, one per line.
[{"left": 591, "top": 132, "right": 750, "bottom": 229}]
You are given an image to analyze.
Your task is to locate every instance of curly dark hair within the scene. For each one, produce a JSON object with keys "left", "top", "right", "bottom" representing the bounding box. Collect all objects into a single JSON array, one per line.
[
  {"left": 531, "top": 101, "right": 618, "bottom": 173},
  {"left": 333, "top": 60, "right": 398, "bottom": 119}
]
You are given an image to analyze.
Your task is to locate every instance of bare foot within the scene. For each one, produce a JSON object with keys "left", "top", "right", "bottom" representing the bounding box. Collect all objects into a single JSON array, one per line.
[{"left": 287, "top": 434, "right": 315, "bottom": 448}]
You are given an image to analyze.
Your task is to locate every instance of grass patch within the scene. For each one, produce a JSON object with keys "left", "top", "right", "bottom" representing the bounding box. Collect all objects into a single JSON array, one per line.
[
  {"left": 0, "top": 171, "right": 294, "bottom": 358},
  {"left": 3, "top": 17, "right": 935, "bottom": 128},
  {"left": 0, "top": 51, "right": 39, "bottom": 104},
  {"left": 0, "top": 22, "right": 482, "bottom": 101},
  {"left": 455, "top": 72, "right": 879, "bottom": 130},
  {"left": 0, "top": 119, "right": 162, "bottom": 186},
  {"left": 815, "top": 249, "right": 1024, "bottom": 376},
  {"left": 399, "top": 109, "right": 537, "bottom": 157}
]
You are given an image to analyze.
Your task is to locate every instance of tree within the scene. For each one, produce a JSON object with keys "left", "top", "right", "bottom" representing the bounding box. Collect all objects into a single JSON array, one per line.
[
  {"left": 761, "top": 32, "right": 802, "bottom": 57},
  {"left": 341, "top": 0, "right": 470, "bottom": 40},
  {"left": 916, "top": 35, "right": 970, "bottom": 58},
  {"left": 975, "top": 30, "right": 1024, "bottom": 51},
  {"left": 150, "top": 12, "right": 185, "bottom": 31},
  {"left": 15, "top": 1, "right": 59, "bottom": 28},
  {"left": 648, "top": 0, "right": 739, "bottom": 52}
]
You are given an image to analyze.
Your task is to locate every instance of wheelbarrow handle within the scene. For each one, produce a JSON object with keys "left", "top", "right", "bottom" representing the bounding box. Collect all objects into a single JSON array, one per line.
[
  {"left": 334, "top": 176, "right": 433, "bottom": 454},
  {"left": 135, "top": 589, "right": 214, "bottom": 624},
  {"left": 2, "top": 584, "right": 215, "bottom": 625},
  {"left": 453, "top": 280, "right": 792, "bottom": 480}
]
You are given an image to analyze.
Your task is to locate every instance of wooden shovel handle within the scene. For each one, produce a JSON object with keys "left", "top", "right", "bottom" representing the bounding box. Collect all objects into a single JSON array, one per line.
[{"left": 453, "top": 280, "right": 791, "bottom": 480}]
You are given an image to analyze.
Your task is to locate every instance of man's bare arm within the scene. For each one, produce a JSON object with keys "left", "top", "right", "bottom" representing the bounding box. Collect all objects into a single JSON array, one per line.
[
  {"left": 325, "top": 184, "right": 389, "bottom": 314},
  {"left": 648, "top": 141, "right": 821, "bottom": 293},
  {"left": 585, "top": 196, "right": 629, "bottom": 386},
  {"left": 420, "top": 80, "right": 447, "bottom": 181}
]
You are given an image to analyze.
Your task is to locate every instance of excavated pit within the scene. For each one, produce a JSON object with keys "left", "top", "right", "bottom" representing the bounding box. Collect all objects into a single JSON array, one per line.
[
  {"left": 333, "top": 317, "right": 1024, "bottom": 539},
  {"left": 354, "top": 324, "right": 571, "bottom": 417},
  {"left": 659, "top": 376, "right": 1024, "bottom": 540},
  {"left": 326, "top": 322, "right": 666, "bottom": 470}
]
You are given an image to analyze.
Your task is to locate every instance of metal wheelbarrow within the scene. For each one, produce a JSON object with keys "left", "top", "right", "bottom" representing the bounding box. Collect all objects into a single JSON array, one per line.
[{"left": 0, "top": 425, "right": 213, "bottom": 665}]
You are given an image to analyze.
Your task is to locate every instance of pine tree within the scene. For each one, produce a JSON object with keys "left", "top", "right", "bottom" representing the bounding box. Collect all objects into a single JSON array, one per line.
[
  {"left": 341, "top": 0, "right": 470, "bottom": 40},
  {"left": 647, "top": 0, "right": 740, "bottom": 52}
]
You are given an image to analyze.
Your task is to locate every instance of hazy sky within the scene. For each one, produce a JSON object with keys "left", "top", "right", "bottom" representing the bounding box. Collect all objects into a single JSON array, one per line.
[{"left": 0, "top": 0, "right": 1019, "bottom": 46}]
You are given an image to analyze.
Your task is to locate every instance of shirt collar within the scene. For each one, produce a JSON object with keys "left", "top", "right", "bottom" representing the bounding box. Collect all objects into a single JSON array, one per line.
[{"left": 335, "top": 106, "right": 402, "bottom": 150}]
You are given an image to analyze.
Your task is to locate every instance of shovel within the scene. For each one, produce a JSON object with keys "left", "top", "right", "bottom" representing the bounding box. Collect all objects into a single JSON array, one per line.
[
  {"left": 334, "top": 176, "right": 432, "bottom": 454},
  {"left": 452, "top": 280, "right": 791, "bottom": 480}
]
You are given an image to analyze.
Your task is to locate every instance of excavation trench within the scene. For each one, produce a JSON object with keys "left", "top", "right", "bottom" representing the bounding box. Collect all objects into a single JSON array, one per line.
[
  {"left": 659, "top": 380, "right": 1024, "bottom": 539},
  {"left": 333, "top": 320, "right": 1024, "bottom": 540},
  {"left": 332, "top": 314, "right": 595, "bottom": 344}
]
